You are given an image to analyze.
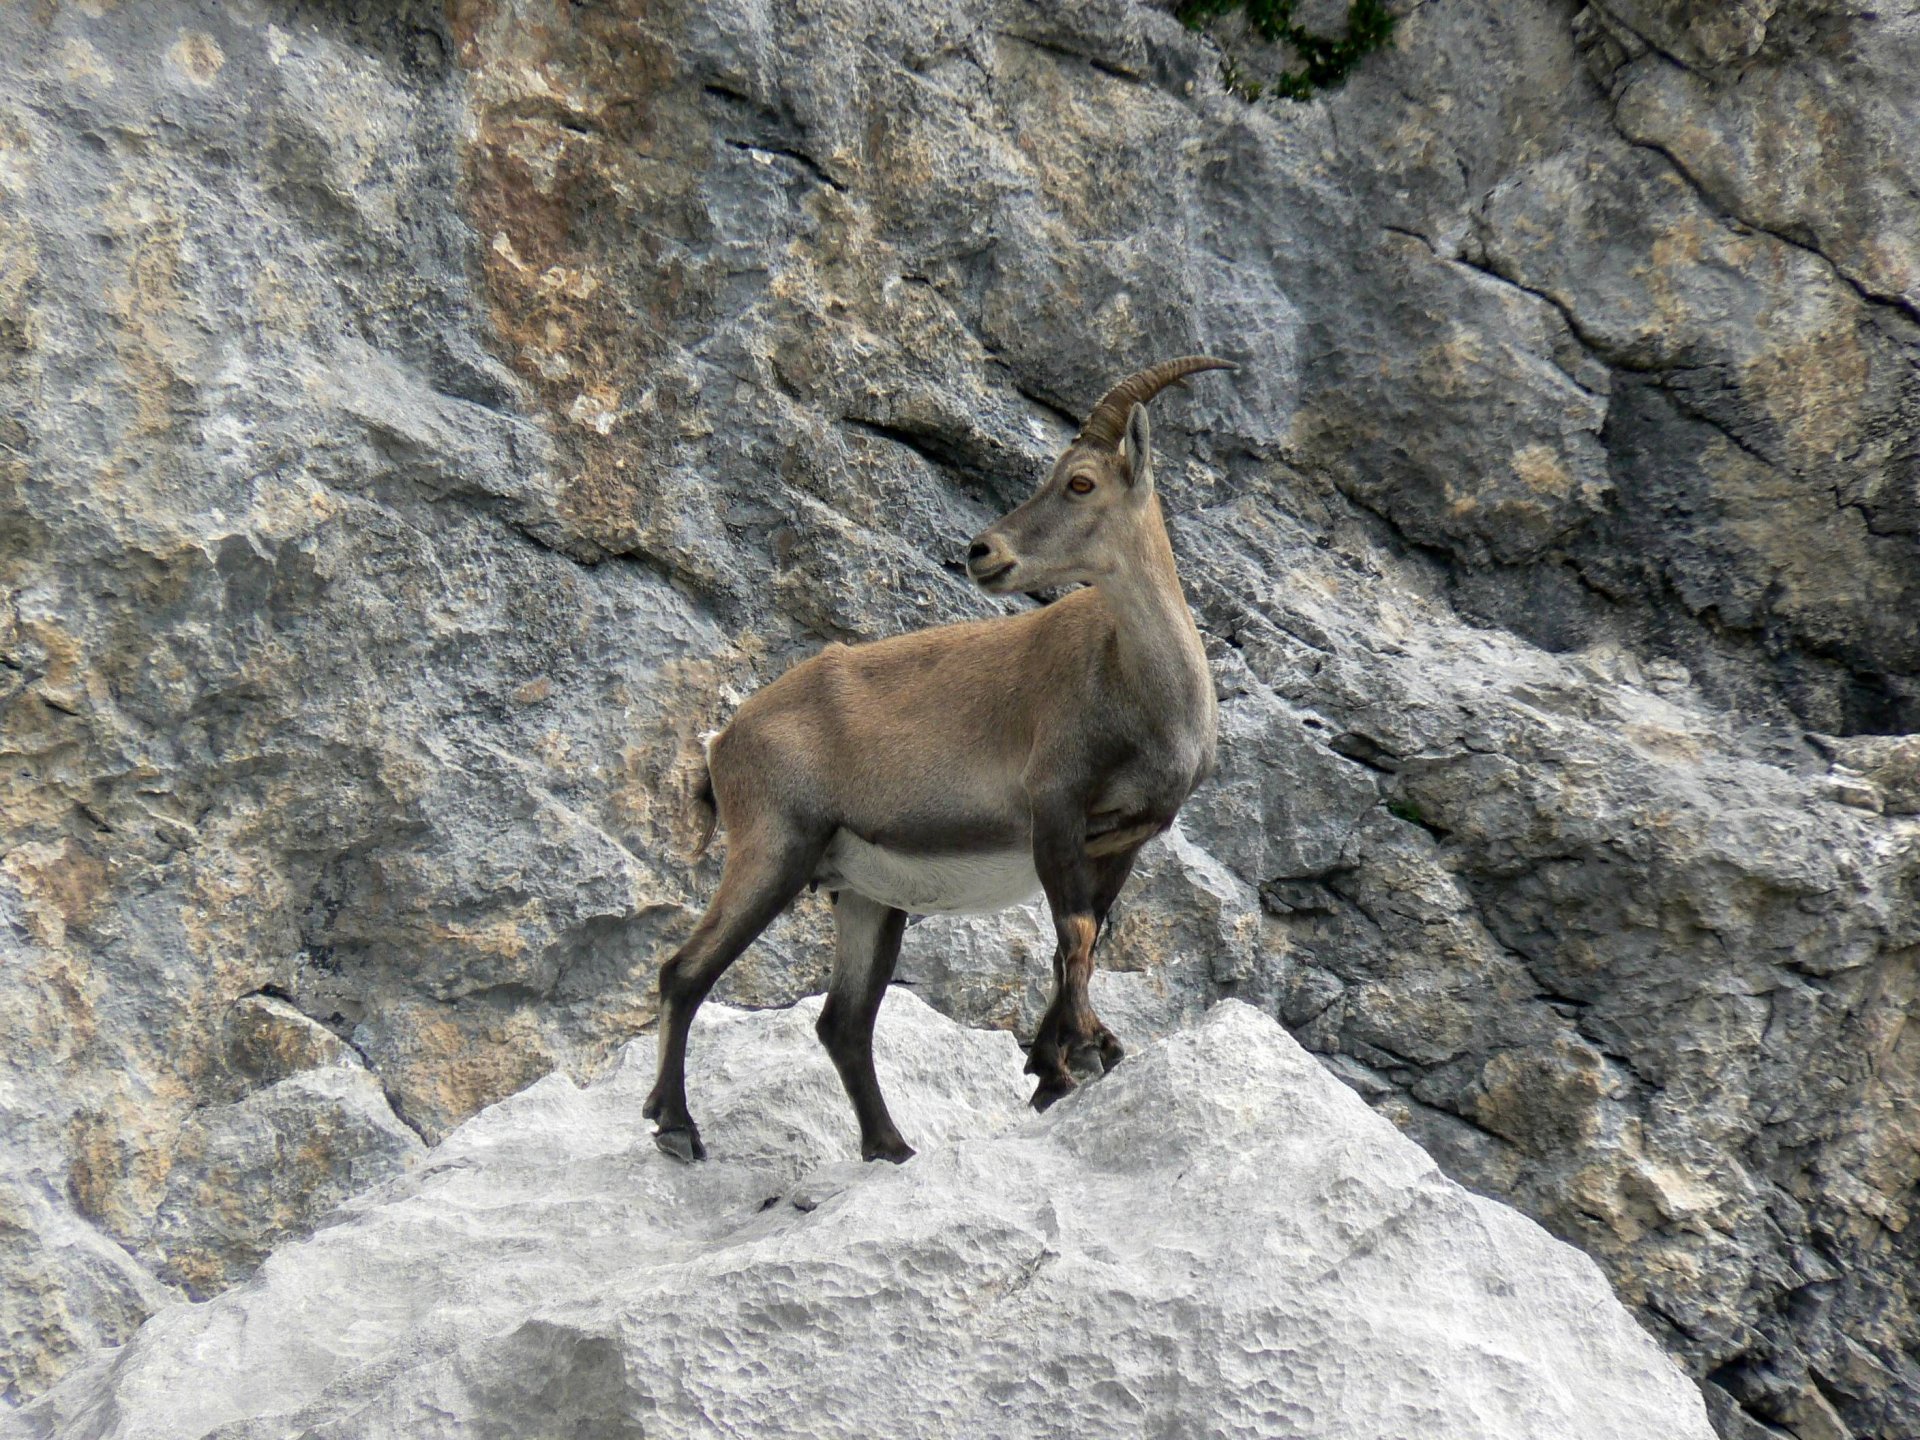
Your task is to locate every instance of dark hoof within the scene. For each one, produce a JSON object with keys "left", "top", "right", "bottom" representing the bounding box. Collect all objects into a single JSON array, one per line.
[
  {"left": 862, "top": 1135, "right": 917, "bottom": 1165},
  {"left": 1066, "top": 1029, "right": 1125, "bottom": 1080},
  {"left": 1065, "top": 1039, "right": 1103, "bottom": 1079},
  {"left": 652, "top": 1123, "right": 706, "bottom": 1162},
  {"left": 1030, "top": 1074, "right": 1076, "bottom": 1112}
]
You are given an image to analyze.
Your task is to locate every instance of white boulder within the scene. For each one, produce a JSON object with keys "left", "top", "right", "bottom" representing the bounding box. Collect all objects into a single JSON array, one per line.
[{"left": 20, "top": 992, "right": 1715, "bottom": 1440}]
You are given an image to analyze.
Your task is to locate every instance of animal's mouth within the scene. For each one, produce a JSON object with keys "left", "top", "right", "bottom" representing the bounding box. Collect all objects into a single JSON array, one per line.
[{"left": 971, "top": 561, "right": 1016, "bottom": 591}]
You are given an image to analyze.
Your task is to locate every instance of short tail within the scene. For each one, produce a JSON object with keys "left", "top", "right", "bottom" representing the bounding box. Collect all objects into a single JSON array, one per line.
[{"left": 689, "top": 731, "right": 721, "bottom": 857}]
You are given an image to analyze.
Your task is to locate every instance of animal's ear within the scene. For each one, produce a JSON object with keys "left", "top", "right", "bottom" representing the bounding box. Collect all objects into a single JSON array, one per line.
[{"left": 1118, "top": 403, "right": 1153, "bottom": 491}]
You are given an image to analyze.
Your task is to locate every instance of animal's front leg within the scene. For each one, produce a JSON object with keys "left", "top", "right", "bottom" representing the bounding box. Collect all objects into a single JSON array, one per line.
[
  {"left": 1024, "top": 790, "right": 1107, "bottom": 1111},
  {"left": 1073, "top": 847, "right": 1140, "bottom": 1075}
]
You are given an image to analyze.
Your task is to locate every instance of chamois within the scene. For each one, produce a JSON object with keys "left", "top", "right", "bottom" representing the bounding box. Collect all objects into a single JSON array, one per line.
[{"left": 644, "top": 357, "right": 1237, "bottom": 1162}]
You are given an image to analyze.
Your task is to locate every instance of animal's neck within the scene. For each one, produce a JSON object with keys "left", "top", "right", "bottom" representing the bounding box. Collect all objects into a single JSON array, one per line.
[{"left": 1092, "top": 503, "right": 1210, "bottom": 712}]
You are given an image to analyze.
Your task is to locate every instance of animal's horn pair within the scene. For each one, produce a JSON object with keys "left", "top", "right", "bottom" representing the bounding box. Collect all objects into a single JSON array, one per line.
[{"left": 1075, "top": 355, "right": 1238, "bottom": 451}]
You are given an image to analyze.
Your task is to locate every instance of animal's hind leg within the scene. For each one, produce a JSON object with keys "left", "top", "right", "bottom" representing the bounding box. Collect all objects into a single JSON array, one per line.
[
  {"left": 1026, "top": 847, "right": 1139, "bottom": 1110},
  {"left": 816, "top": 890, "right": 914, "bottom": 1163},
  {"left": 643, "top": 822, "right": 821, "bottom": 1161}
]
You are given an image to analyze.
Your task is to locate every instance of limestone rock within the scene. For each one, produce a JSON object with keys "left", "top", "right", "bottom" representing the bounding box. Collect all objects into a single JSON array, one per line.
[
  {"left": 145, "top": 1062, "right": 424, "bottom": 1298},
  {"left": 19, "top": 996, "right": 1716, "bottom": 1440},
  {"left": 1820, "top": 735, "right": 1920, "bottom": 816},
  {"left": 4, "top": 0, "right": 1920, "bottom": 1432},
  {"left": 221, "top": 993, "right": 357, "bottom": 1084}
]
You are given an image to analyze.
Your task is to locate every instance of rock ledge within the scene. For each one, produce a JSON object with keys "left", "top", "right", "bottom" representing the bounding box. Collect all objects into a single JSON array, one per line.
[{"left": 23, "top": 992, "right": 1714, "bottom": 1440}]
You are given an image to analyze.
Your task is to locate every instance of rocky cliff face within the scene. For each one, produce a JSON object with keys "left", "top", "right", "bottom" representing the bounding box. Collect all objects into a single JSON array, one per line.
[
  {"left": 2, "top": 1, "right": 1917, "bottom": 1436},
  {"left": 19, "top": 995, "right": 1720, "bottom": 1440}
]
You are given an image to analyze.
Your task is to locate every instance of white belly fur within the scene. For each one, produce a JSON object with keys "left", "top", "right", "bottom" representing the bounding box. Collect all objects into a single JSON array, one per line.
[{"left": 817, "top": 830, "right": 1041, "bottom": 916}]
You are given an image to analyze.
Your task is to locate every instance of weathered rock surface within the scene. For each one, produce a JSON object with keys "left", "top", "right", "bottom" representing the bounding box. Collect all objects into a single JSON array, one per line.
[
  {"left": 17, "top": 994, "right": 1718, "bottom": 1440},
  {"left": 3, "top": 0, "right": 1919, "bottom": 1435}
]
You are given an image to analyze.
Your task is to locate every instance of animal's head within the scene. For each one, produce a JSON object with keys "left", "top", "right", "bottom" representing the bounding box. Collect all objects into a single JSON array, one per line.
[{"left": 966, "top": 356, "right": 1237, "bottom": 595}]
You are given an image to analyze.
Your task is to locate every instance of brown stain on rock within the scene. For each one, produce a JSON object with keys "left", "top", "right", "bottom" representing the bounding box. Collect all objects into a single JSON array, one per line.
[
  {"left": 66, "top": 1101, "right": 180, "bottom": 1243},
  {"left": 452, "top": 0, "right": 709, "bottom": 562},
  {"left": 223, "top": 995, "right": 352, "bottom": 1084},
  {"left": 1470, "top": 1036, "right": 1615, "bottom": 1153},
  {"left": 104, "top": 187, "right": 194, "bottom": 456},
  {"left": 1743, "top": 320, "right": 1869, "bottom": 474},
  {"left": 366, "top": 1000, "right": 557, "bottom": 1141},
  {"left": 609, "top": 655, "right": 741, "bottom": 854},
  {"left": 1512, "top": 443, "right": 1574, "bottom": 499},
  {"left": 166, "top": 32, "right": 224, "bottom": 86},
  {"left": 3, "top": 838, "right": 108, "bottom": 947}
]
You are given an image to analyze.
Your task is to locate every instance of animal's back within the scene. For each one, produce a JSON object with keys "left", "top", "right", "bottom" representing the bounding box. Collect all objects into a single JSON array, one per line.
[{"left": 709, "top": 595, "right": 1113, "bottom": 850}]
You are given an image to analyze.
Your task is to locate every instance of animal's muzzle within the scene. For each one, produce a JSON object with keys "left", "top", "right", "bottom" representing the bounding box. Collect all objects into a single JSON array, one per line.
[{"left": 965, "top": 533, "right": 1017, "bottom": 590}]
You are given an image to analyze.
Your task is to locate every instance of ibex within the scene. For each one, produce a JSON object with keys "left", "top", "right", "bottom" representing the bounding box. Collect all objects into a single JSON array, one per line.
[{"left": 644, "top": 357, "right": 1237, "bottom": 1162}]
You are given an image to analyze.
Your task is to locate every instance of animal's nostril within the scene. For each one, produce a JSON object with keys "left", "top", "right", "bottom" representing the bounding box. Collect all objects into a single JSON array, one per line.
[{"left": 967, "top": 541, "right": 991, "bottom": 563}]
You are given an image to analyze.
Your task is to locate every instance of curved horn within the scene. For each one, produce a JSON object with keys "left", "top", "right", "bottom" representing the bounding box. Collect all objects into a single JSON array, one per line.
[{"left": 1076, "top": 355, "right": 1238, "bottom": 450}]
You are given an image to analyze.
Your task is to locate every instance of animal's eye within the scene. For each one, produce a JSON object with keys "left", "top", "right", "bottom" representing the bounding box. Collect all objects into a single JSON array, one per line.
[{"left": 1067, "top": 476, "right": 1095, "bottom": 496}]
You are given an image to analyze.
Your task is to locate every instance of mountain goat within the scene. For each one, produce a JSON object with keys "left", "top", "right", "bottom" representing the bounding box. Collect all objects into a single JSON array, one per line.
[{"left": 645, "top": 357, "right": 1237, "bottom": 1162}]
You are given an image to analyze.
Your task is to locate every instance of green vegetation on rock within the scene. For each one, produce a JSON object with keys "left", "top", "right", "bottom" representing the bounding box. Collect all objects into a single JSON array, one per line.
[{"left": 1178, "top": 0, "right": 1397, "bottom": 101}]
